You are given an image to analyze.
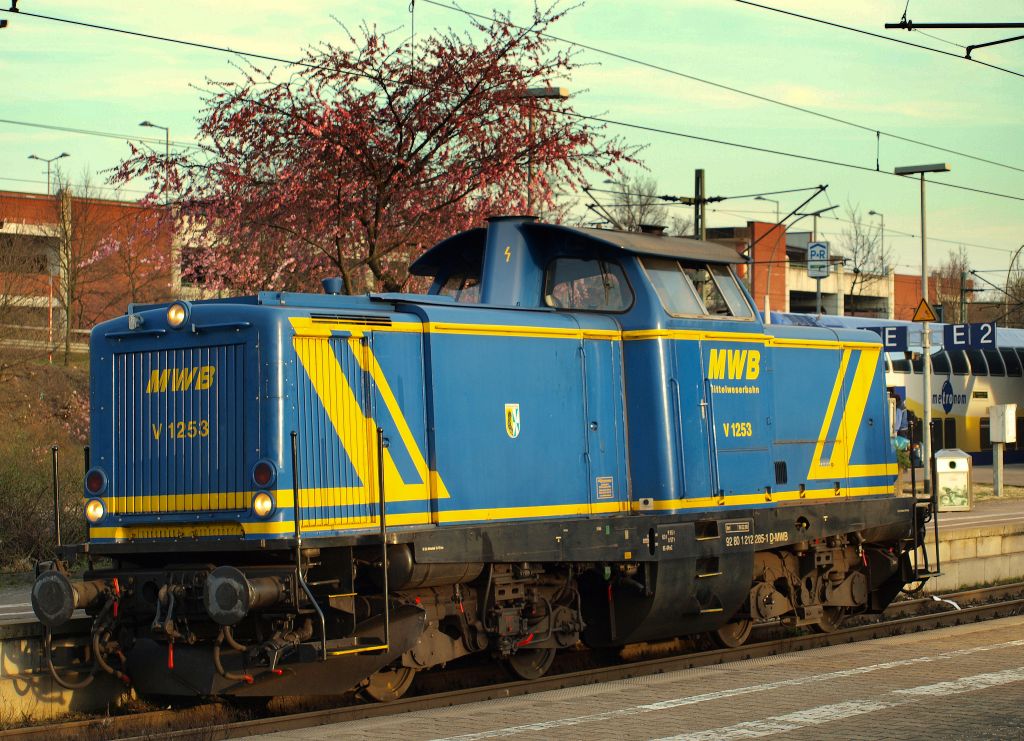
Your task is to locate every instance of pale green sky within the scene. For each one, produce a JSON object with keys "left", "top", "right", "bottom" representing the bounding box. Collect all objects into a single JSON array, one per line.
[{"left": 2, "top": 1, "right": 1021, "bottom": 277}]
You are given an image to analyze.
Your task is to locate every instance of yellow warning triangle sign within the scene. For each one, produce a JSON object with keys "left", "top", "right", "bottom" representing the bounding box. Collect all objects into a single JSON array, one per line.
[{"left": 912, "top": 298, "right": 938, "bottom": 322}]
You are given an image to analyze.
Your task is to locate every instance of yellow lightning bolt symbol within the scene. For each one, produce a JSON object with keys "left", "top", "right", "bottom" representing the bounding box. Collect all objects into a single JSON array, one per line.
[{"left": 504, "top": 246, "right": 511, "bottom": 263}]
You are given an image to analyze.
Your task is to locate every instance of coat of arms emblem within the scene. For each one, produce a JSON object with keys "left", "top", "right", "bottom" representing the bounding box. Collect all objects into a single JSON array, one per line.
[{"left": 505, "top": 403, "right": 520, "bottom": 439}]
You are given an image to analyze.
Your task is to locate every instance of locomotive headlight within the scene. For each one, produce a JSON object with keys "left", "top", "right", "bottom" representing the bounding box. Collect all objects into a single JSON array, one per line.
[
  {"left": 252, "top": 492, "right": 274, "bottom": 518},
  {"left": 166, "top": 302, "right": 189, "bottom": 328},
  {"left": 85, "top": 499, "right": 105, "bottom": 523}
]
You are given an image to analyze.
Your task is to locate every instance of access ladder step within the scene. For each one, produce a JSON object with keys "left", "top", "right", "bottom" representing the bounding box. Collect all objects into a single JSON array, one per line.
[{"left": 324, "top": 635, "right": 389, "bottom": 657}]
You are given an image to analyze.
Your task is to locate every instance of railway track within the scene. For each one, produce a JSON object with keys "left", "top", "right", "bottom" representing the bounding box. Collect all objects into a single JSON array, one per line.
[{"left": 3, "top": 583, "right": 1022, "bottom": 741}]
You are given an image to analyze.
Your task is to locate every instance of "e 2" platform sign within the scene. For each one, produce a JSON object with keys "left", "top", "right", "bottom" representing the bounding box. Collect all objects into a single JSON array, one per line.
[{"left": 943, "top": 322, "right": 996, "bottom": 349}]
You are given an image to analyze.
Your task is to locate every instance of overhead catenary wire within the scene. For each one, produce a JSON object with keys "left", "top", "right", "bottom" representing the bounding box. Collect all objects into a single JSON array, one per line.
[
  {"left": 0, "top": 175, "right": 151, "bottom": 196},
  {"left": 733, "top": 0, "right": 1024, "bottom": 80},
  {"left": 0, "top": 8, "right": 322, "bottom": 72},
  {"left": 421, "top": 0, "right": 1024, "bottom": 176},
  {"left": 710, "top": 205, "right": 1014, "bottom": 254},
  {"left": 0, "top": 117, "right": 201, "bottom": 150},
  {"left": 563, "top": 110, "right": 1024, "bottom": 204},
  {"left": 913, "top": 30, "right": 967, "bottom": 51},
  {"left": 6, "top": 6, "right": 1024, "bottom": 208},
  {"left": 7, "top": 4, "right": 1024, "bottom": 178}
]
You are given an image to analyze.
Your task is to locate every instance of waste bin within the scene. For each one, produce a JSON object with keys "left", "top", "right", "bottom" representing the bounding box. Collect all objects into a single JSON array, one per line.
[{"left": 934, "top": 448, "right": 972, "bottom": 512}]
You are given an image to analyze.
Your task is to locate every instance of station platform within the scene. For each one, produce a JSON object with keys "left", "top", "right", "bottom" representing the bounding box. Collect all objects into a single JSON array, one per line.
[
  {"left": 241, "top": 615, "right": 1024, "bottom": 741},
  {"left": 0, "top": 575, "right": 34, "bottom": 624}
]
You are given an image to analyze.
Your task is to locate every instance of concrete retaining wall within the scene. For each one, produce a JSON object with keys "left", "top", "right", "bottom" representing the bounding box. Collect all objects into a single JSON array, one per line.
[
  {"left": 0, "top": 619, "right": 130, "bottom": 723},
  {"left": 918, "top": 522, "right": 1024, "bottom": 593}
]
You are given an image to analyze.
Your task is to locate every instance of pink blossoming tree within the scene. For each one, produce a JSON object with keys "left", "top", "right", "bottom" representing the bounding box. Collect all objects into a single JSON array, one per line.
[{"left": 113, "top": 7, "right": 637, "bottom": 294}]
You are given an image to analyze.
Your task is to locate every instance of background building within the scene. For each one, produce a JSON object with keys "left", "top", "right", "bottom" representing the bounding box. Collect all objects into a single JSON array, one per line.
[
  {"left": 709, "top": 220, "right": 982, "bottom": 322},
  {"left": 0, "top": 189, "right": 176, "bottom": 358}
]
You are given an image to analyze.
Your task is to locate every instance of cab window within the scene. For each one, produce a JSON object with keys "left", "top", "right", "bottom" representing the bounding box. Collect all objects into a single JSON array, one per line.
[
  {"left": 683, "top": 265, "right": 731, "bottom": 315},
  {"left": 930, "top": 350, "right": 951, "bottom": 374},
  {"left": 966, "top": 349, "right": 988, "bottom": 375},
  {"left": 984, "top": 349, "right": 1006, "bottom": 376},
  {"left": 543, "top": 258, "right": 633, "bottom": 312},
  {"left": 708, "top": 264, "right": 753, "bottom": 318},
  {"left": 642, "top": 257, "right": 752, "bottom": 319},
  {"left": 1002, "top": 348, "right": 1023, "bottom": 377},
  {"left": 640, "top": 257, "right": 704, "bottom": 315},
  {"left": 949, "top": 349, "right": 969, "bottom": 375},
  {"left": 890, "top": 353, "right": 911, "bottom": 373},
  {"left": 438, "top": 272, "right": 480, "bottom": 304}
]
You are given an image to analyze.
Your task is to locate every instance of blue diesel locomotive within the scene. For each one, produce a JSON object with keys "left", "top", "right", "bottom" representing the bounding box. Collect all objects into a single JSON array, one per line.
[{"left": 32, "top": 217, "right": 929, "bottom": 698}]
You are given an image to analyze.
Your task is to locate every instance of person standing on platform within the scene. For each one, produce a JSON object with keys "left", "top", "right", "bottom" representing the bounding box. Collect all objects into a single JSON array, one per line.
[{"left": 894, "top": 394, "right": 909, "bottom": 440}]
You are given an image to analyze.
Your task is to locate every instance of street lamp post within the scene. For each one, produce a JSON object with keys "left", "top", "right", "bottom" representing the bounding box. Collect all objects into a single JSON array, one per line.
[
  {"left": 868, "top": 209, "right": 885, "bottom": 258},
  {"left": 508, "top": 88, "right": 569, "bottom": 214},
  {"left": 28, "top": 151, "right": 69, "bottom": 365},
  {"left": 139, "top": 121, "right": 170, "bottom": 207},
  {"left": 895, "top": 163, "right": 951, "bottom": 498},
  {"left": 868, "top": 210, "right": 887, "bottom": 316},
  {"left": 27, "top": 152, "right": 70, "bottom": 195}
]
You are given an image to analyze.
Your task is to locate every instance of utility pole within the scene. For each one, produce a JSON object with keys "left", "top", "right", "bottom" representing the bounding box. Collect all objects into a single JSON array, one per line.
[
  {"left": 959, "top": 271, "right": 968, "bottom": 323},
  {"left": 896, "top": 163, "right": 951, "bottom": 500},
  {"left": 694, "top": 169, "right": 706, "bottom": 240}
]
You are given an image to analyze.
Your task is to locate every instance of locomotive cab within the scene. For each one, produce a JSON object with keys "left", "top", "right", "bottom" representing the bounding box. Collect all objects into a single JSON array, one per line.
[{"left": 412, "top": 216, "right": 775, "bottom": 513}]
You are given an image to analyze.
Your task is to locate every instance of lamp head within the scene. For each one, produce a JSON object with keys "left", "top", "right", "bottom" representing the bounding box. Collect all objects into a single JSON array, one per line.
[
  {"left": 895, "top": 163, "right": 951, "bottom": 175},
  {"left": 521, "top": 86, "right": 570, "bottom": 99}
]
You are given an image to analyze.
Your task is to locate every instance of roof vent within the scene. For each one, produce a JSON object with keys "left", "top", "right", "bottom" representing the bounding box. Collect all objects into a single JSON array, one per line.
[
  {"left": 638, "top": 224, "right": 667, "bottom": 235},
  {"left": 321, "top": 277, "right": 343, "bottom": 295}
]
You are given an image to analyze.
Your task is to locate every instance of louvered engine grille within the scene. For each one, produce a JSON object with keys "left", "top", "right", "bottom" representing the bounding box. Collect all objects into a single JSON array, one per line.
[
  {"left": 309, "top": 313, "right": 393, "bottom": 327},
  {"left": 111, "top": 344, "right": 248, "bottom": 514}
]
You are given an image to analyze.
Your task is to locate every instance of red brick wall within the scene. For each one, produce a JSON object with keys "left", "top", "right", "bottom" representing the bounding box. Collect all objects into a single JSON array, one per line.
[
  {"left": 748, "top": 221, "right": 788, "bottom": 313},
  {"left": 0, "top": 190, "right": 175, "bottom": 329},
  {"left": 892, "top": 273, "right": 938, "bottom": 321}
]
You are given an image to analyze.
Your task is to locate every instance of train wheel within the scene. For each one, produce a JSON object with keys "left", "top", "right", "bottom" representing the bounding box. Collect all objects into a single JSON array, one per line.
[
  {"left": 507, "top": 647, "right": 556, "bottom": 680},
  {"left": 812, "top": 607, "right": 847, "bottom": 633},
  {"left": 711, "top": 619, "right": 753, "bottom": 648},
  {"left": 361, "top": 666, "right": 417, "bottom": 702}
]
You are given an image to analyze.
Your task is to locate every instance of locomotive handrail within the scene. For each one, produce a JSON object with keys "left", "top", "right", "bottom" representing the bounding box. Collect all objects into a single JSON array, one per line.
[
  {"left": 377, "top": 426, "right": 391, "bottom": 650},
  {"left": 105, "top": 328, "right": 167, "bottom": 339},
  {"left": 703, "top": 377, "right": 725, "bottom": 501},
  {"left": 290, "top": 430, "right": 328, "bottom": 662},
  {"left": 907, "top": 417, "right": 941, "bottom": 580},
  {"left": 190, "top": 321, "right": 252, "bottom": 333}
]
